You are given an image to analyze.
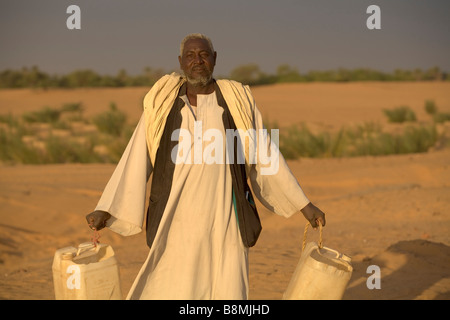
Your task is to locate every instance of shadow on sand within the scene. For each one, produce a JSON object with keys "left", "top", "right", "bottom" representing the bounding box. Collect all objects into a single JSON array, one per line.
[{"left": 343, "top": 239, "right": 450, "bottom": 300}]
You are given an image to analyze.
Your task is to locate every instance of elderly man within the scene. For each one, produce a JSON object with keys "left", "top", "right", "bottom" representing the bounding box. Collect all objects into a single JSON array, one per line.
[{"left": 86, "top": 33, "right": 325, "bottom": 300}]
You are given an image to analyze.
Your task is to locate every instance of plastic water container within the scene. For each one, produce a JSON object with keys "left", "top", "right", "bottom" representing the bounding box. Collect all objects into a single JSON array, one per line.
[
  {"left": 283, "top": 224, "right": 353, "bottom": 300},
  {"left": 52, "top": 242, "right": 122, "bottom": 300}
]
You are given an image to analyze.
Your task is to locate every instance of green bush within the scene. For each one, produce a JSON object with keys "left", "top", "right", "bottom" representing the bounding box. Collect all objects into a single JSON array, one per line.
[
  {"left": 280, "top": 124, "right": 332, "bottom": 159},
  {"left": 383, "top": 106, "right": 417, "bottom": 123},
  {"left": 93, "top": 103, "right": 127, "bottom": 137},
  {"left": 22, "top": 106, "right": 61, "bottom": 123},
  {"left": 433, "top": 112, "right": 450, "bottom": 123},
  {"left": 0, "top": 113, "right": 19, "bottom": 127},
  {"left": 399, "top": 125, "right": 438, "bottom": 153},
  {"left": 44, "top": 135, "right": 103, "bottom": 163},
  {"left": 61, "top": 102, "right": 84, "bottom": 113},
  {"left": 0, "top": 99, "right": 445, "bottom": 165},
  {"left": 0, "top": 104, "right": 133, "bottom": 164},
  {"left": 278, "top": 122, "right": 438, "bottom": 159},
  {"left": 425, "top": 100, "right": 437, "bottom": 115},
  {"left": 422, "top": 100, "right": 450, "bottom": 123},
  {"left": 0, "top": 127, "right": 42, "bottom": 164}
]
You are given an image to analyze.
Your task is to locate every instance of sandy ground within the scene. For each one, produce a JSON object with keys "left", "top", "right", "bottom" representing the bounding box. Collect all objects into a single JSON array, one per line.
[{"left": 0, "top": 82, "right": 449, "bottom": 300}]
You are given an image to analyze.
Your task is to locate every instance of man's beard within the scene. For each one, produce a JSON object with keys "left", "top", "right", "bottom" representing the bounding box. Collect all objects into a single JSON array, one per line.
[{"left": 183, "top": 69, "right": 213, "bottom": 87}]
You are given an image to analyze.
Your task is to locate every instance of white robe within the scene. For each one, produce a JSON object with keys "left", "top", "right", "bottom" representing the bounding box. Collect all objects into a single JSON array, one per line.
[{"left": 94, "top": 91, "right": 310, "bottom": 300}]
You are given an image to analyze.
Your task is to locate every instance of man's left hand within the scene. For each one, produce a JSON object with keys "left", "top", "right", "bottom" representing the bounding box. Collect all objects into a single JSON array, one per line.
[{"left": 301, "top": 202, "right": 326, "bottom": 228}]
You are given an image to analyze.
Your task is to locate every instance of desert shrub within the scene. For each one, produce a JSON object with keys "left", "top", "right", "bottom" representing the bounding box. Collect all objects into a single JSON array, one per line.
[
  {"left": 0, "top": 107, "right": 132, "bottom": 164},
  {"left": 92, "top": 103, "right": 127, "bottom": 137},
  {"left": 352, "top": 124, "right": 437, "bottom": 155},
  {"left": 0, "top": 113, "right": 19, "bottom": 127},
  {"left": 279, "top": 124, "right": 333, "bottom": 159},
  {"left": 44, "top": 135, "right": 103, "bottom": 163},
  {"left": 0, "top": 100, "right": 443, "bottom": 164},
  {"left": 60, "top": 102, "right": 85, "bottom": 122},
  {"left": 22, "top": 106, "right": 61, "bottom": 123},
  {"left": 51, "top": 120, "right": 71, "bottom": 130},
  {"left": 395, "top": 125, "right": 438, "bottom": 154},
  {"left": 342, "top": 122, "right": 387, "bottom": 156},
  {"left": 278, "top": 122, "right": 438, "bottom": 159},
  {"left": 229, "top": 64, "right": 277, "bottom": 86},
  {"left": 422, "top": 100, "right": 450, "bottom": 123},
  {"left": 61, "top": 102, "right": 83, "bottom": 113},
  {"left": 383, "top": 106, "right": 417, "bottom": 123},
  {"left": 424, "top": 100, "right": 437, "bottom": 115},
  {"left": 433, "top": 112, "right": 450, "bottom": 124},
  {"left": 0, "top": 127, "right": 42, "bottom": 164}
]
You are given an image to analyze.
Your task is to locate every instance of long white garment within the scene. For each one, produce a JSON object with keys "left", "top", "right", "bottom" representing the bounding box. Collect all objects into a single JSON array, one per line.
[{"left": 94, "top": 92, "right": 310, "bottom": 300}]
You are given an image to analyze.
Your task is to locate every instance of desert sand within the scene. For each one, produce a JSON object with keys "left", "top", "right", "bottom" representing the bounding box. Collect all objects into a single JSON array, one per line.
[{"left": 0, "top": 82, "right": 449, "bottom": 300}]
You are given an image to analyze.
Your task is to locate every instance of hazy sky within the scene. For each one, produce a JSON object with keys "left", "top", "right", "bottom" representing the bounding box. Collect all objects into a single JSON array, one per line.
[{"left": 1, "top": 0, "right": 449, "bottom": 76}]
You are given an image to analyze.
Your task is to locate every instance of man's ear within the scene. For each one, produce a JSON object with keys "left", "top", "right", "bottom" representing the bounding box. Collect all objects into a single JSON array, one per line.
[
  {"left": 213, "top": 52, "right": 217, "bottom": 66},
  {"left": 178, "top": 55, "right": 182, "bottom": 68}
]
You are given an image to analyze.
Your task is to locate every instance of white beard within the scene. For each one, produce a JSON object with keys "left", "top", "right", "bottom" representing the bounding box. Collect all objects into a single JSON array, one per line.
[{"left": 184, "top": 71, "right": 213, "bottom": 88}]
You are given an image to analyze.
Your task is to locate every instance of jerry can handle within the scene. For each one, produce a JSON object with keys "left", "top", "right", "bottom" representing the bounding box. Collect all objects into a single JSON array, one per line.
[
  {"left": 321, "top": 246, "right": 341, "bottom": 259},
  {"left": 302, "top": 222, "right": 323, "bottom": 252},
  {"left": 76, "top": 242, "right": 97, "bottom": 256}
]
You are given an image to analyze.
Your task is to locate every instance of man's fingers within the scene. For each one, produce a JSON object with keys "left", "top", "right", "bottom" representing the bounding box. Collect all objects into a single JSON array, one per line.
[
  {"left": 318, "top": 216, "right": 326, "bottom": 227},
  {"left": 312, "top": 216, "right": 325, "bottom": 229},
  {"left": 91, "top": 218, "right": 106, "bottom": 231}
]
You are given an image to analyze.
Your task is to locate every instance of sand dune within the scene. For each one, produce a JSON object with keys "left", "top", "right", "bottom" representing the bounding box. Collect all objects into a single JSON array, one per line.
[{"left": 0, "top": 82, "right": 449, "bottom": 300}]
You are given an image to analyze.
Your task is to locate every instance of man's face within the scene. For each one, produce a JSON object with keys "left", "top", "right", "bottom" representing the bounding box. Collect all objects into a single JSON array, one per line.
[{"left": 178, "top": 38, "right": 217, "bottom": 87}]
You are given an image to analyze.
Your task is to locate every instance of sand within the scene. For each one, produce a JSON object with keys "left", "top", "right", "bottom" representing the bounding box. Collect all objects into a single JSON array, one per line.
[{"left": 0, "top": 82, "right": 449, "bottom": 300}]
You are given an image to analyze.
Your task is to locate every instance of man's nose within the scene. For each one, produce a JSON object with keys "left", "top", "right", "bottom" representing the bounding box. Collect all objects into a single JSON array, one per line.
[{"left": 193, "top": 54, "right": 204, "bottom": 64}]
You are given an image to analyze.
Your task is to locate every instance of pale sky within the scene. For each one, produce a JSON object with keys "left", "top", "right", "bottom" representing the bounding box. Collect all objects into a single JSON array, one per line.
[{"left": 1, "top": 0, "right": 449, "bottom": 76}]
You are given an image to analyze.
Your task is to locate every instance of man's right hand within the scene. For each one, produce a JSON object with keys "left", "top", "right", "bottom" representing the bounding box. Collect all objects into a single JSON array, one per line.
[{"left": 85, "top": 210, "right": 111, "bottom": 231}]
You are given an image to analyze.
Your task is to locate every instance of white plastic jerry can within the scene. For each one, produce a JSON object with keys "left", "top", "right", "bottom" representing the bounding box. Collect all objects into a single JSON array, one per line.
[
  {"left": 283, "top": 224, "right": 353, "bottom": 300},
  {"left": 52, "top": 242, "right": 122, "bottom": 300}
]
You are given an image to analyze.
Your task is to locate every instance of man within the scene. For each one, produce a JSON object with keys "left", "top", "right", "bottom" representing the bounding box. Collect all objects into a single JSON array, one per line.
[{"left": 86, "top": 33, "right": 325, "bottom": 300}]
